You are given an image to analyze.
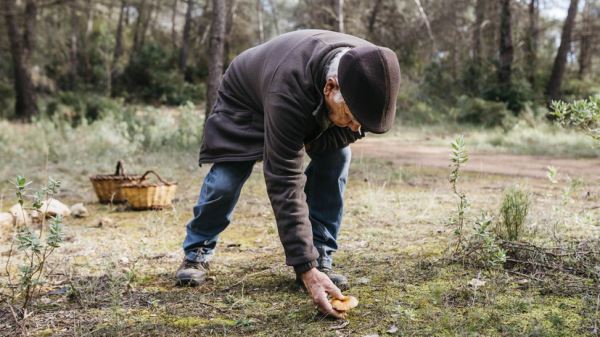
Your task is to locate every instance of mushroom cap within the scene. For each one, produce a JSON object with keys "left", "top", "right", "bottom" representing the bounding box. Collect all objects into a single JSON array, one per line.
[{"left": 330, "top": 295, "right": 359, "bottom": 312}]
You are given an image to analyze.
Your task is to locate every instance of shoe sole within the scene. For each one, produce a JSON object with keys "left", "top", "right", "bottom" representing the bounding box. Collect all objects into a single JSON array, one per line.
[{"left": 176, "top": 278, "right": 204, "bottom": 287}]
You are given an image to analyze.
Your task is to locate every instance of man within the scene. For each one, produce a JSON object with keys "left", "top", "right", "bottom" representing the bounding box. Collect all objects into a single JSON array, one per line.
[{"left": 176, "top": 29, "right": 400, "bottom": 318}]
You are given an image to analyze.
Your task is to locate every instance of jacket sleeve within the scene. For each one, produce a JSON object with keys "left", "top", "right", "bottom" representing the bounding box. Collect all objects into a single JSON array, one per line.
[
  {"left": 262, "top": 92, "right": 319, "bottom": 267},
  {"left": 305, "top": 126, "right": 365, "bottom": 156}
]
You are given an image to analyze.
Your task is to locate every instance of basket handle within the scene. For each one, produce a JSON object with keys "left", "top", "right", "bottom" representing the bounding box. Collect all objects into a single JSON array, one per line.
[
  {"left": 114, "top": 160, "right": 126, "bottom": 176},
  {"left": 138, "top": 170, "right": 172, "bottom": 185}
]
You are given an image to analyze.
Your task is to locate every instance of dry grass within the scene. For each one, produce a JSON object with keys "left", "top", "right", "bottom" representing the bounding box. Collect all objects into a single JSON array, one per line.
[{"left": 1, "top": 119, "right": 599, "bottom": 336}]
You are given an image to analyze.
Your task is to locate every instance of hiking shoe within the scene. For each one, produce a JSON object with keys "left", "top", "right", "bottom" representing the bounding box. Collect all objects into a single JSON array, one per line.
[
  {"left": 318, "top": 267, "right": 350, "bottom": 291},
  {"left": 175, "top": 259, "right": 209, "bottom": 287},
  {"left": 295, "top": 267, "right": 350, "bottom": 291}
]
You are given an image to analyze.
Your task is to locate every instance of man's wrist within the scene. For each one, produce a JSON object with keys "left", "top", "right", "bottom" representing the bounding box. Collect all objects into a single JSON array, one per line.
[{"left": 293, "top": 260, "right": 318, "bottom": 275}]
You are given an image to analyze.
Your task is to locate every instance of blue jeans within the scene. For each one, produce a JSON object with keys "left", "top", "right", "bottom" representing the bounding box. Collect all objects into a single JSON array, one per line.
[{"left": 183, "top": 146, "right": 351, "bottom": 269}]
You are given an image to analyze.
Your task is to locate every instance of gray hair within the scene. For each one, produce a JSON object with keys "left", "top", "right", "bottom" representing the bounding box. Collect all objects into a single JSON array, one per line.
[{"left": 325, "top": 48, "right": 351, "bottom": 104}]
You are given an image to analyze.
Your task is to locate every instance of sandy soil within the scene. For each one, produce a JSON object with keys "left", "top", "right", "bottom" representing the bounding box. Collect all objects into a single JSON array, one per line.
[{"left": 352, "top": 138, "right": 600, "bottom": 180}]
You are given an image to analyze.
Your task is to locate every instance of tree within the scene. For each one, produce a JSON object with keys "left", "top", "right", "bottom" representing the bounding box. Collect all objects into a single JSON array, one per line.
[
  {"left": 205, "top": 0, "right": 227, "bottom": 116},
  {"left": 2, "top": 0, "right": 38, "bottom": 120},
  {"left": 578, "top": 0, "right": 597, "bottom": 79},
  {"left": 472, "top": 0, "right": 485, "bottom": 65},
  {"left": 498, "top": 0, "right": 513, "bottom": 89},
  {"left": 546, "top": 0, "right": 579, "bottom": 102},
  {"left": 179, "top": 0, "right": 194, "bottom": 73},
  {"left": 524, "top": 0, "right": 538, "bottom": 87}
]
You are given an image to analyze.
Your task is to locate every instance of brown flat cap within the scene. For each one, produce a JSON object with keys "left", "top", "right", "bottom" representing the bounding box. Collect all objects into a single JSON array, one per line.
[{"left": 338, "top": 46, "right": 401, "bottom": 134}]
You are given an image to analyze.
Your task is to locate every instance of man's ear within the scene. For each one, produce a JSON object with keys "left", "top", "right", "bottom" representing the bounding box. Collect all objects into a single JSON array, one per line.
[{"left": 323, "top": 78, "right": 338, "bottom": 96}]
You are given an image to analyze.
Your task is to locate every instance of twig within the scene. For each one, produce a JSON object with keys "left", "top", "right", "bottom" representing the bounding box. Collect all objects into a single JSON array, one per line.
[{"left": 507, "top": 269, "right": 544, "bottom": 282}]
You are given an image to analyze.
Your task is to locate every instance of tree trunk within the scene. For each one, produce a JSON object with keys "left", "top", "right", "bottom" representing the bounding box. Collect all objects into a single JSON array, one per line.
[
  {"left": 473, "top": 0, "right": 485, "bottom": 64},
  {"left": 578, "top": 0, "right": 594, "bottom": 79},
  {"left": 525, "top": 0, "right": 538, "bottom": 86},
  {"left": 257, "top": 0, "right": 264, "bottom": 43},
  {"left": 336, "top": 0, "right": 344, "bottom": 33},
  {"left": 133, "top": 0, "right": 147, "bottom": 51},
  {"left": 368, "top": 0, "right": 383, "bottom": 36},
  {"left": 267, "top": 0, "right": 279, "bottom": 36},
  {"left": 205, "top": 0, "right": 227, "bottom": 117},
  {"left": 69, "top": 3, "right": 78, "bottom": 90},
  {"left": 3, "top": 0, "right": 38, "bottom": 120},
  {"left": 223, "top": 0, "right": 238, "bottom": 66},
  {"left": 498, "top": 0, "right": 513, "bottom": 88},
  {"left": 179, "top": 0, "right": 194, "bottom": 72},
  {"left": 546, "top": 0, "right": 579, "bottom": 102},
  {"left": 111, "top": 0, "right": 126, "bottom": 93},
  {"left": 171, "top": 0, "right": 178, "bottom": 50}
]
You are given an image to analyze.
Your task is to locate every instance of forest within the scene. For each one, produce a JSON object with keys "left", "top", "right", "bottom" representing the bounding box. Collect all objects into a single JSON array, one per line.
[{"left": 1, "top": 0, "right": 599, "bottom": 336}]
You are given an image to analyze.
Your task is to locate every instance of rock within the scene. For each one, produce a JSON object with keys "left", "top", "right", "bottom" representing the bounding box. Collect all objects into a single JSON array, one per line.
[
  {"left": 9, "top": 204, "right": 31, "bottom": 227},
  {"left": 387, "top": 325, "right": 398, "bottom": 333},
  {"left": 97, "top": 217, "right": 114, "bottom": 228},
  {"left": 356, "top": 277, "right": 370, "bottom": 285},
  {"left": 0, "top": 213, "right": 14, "bottom": 227},
  {"left": 40, "top": 198, "right": 71, "bottom": 218},
  {"left": 70, "top": 203, "right": 89, "bottom": 218},
  {"left": 468, "top": 278, "right": 486, "bottom": 290},
  {"left": 30, "top": 210, "right": 42, "bottom": 224}
]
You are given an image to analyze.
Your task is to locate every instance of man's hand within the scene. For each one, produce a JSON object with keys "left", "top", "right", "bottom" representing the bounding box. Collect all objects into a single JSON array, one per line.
[{"left": 300, "top": 267, "right": 346, "bottom": 319}]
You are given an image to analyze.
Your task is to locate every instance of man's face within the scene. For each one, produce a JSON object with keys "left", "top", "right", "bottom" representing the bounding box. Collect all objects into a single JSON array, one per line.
[{"left": 323, "top": 78, "right": 362, "bottom": 132}]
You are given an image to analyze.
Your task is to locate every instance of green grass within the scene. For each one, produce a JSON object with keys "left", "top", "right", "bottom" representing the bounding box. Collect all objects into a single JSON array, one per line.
[{"left": 1, "top": 110, "right": 599, "bottom": 336}]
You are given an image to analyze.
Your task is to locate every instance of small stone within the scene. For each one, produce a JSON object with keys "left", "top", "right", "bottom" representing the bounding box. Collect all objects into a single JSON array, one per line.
[
  {"left": 356, "top": 277, "right": 370, "bottom": 285},
  {"left": 9, "top": 204, "right": 31, "bottom": 227},
  {"left": 41, "top": 198, "right": 71, "bottom": 218},
  {"left": 97, "top": 217, "right": 114, "bottom": 228},
  {"left": 0, "top": 213, "right": 14, "bottom": 227},
  {"left": 30, "top": 210, "right": 42, "bottom": 224},
  {"left": 119, "top": 257, "right": 130, "bottom": 265},
  {"left": 70, "top": 203, "right": 89, "bottom": 218},
  {"left": 387, "top": 325, "right": 398, "bottom": 333},
  {"left": 363, "top": 334, "right": 379, "bottom": 337},
  {"left": 468, "top": 278, "right": 486, "bottom": 289}
]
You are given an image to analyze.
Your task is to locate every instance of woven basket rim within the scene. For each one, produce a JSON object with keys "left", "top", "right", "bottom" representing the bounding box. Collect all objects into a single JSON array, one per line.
[
  {"left": 90, "top": 174, "right": 144, "bottom": 181},
  {"left": 122, "top": 182, "right": 178, "bottom": 187}
]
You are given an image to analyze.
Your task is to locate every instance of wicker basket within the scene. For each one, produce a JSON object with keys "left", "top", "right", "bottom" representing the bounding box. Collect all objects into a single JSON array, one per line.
[
  {"left": 90, "top": 161, "right": 144, "bottom": 204},
  {"left": 121, "top": 170, "right": 177, "bottom": 210}
]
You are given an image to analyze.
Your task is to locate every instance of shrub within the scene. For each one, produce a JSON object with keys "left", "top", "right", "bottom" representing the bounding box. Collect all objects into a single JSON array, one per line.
[
  {"left": 118, "top": 44, "right": 204, "bottom": 105},
  {"left": 497, "top": 187, "right": 530, "bottom": 241},
  {"left": 454, "top": 96, "right": 512, "bottom": 127},
  {"left": 551, "top": 96, "right": 600, "bottom": 141}
]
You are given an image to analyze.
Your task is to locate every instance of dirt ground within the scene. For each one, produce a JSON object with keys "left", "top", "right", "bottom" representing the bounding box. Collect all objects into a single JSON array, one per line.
[
  {"left": 353, "top": 138, "right": 600, "bottom": 181},
  {"left": 1, "top": 136, "right": 599, "bottom": 336}
]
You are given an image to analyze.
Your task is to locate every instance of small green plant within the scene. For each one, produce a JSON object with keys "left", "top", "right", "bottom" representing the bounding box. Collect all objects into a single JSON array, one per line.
[
  {"left": 468, "top": 213, "right": 506, "bottom": 268},
  {"left": 496, "top": 187, "right": 530, "bottom": 241},
  {"left": 4, "top": 176, "right": 65, "bottom": 320},
  {"left": 550, "top": 97, "right": 599, "bottom": 141},
  {"left": 449, "top": 135, "right": 469, "bottom": 250}
]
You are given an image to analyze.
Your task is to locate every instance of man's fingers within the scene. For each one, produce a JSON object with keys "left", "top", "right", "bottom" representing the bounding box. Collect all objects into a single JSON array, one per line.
[
  {"left": 314, "top": 293, "right": 344, "bottom": 319},
  {"left": 326, "top": 284, "right": 344, "bottom": 300}
]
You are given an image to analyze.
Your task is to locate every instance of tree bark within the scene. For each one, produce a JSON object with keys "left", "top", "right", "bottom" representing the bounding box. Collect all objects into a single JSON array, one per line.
[
  {"left": 367, "top": 0, "right": 382, "bottom": 36},
  {"left": 111, "top": 0, "right": 126, "bottom": 93},
  {"left": 205, "top": 0, "right": 227, "bottom": 117},
  {"left": 336, "top": 0, "right": 344, "bottom": 33},
  {"left": 578, "top": 0, "right": 594, "bottom": 79},
  {"left": 133, "top": 0, "right": 147, "bottom": 51},
  {"left": 498, "top": 0, "right": 513, "bottom": 88},
  {"left": 545, "top": 0, "right": 579, "bottom": 102},
  {"left": 525, "top": 0, "right": 538, "bottom": 86},
  {"left": 171, "top": 0, "right": 178, "bottom": 50},
  {"left": 179, "top": 0, "right": 194, "bottom": 72},
  {"left": 473, "top": 0, "right": 485, "bottom": 64},
  {"left": 257, "top": 0, "right": 264, "bottom": 43},
  {"left": 69, "top": 2, "right": 78, "bottom": 90},
  {"left": 3, "top": 0, "right": 38, "bottom": 120},
  {"left": 267, "top": 0, "right": 279, "bottom": 36}
]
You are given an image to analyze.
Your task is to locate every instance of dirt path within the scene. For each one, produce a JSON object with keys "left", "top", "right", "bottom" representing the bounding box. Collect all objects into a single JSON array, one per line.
[{"left": 352, "top": 138, "right": 600, "bottom": 180}]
